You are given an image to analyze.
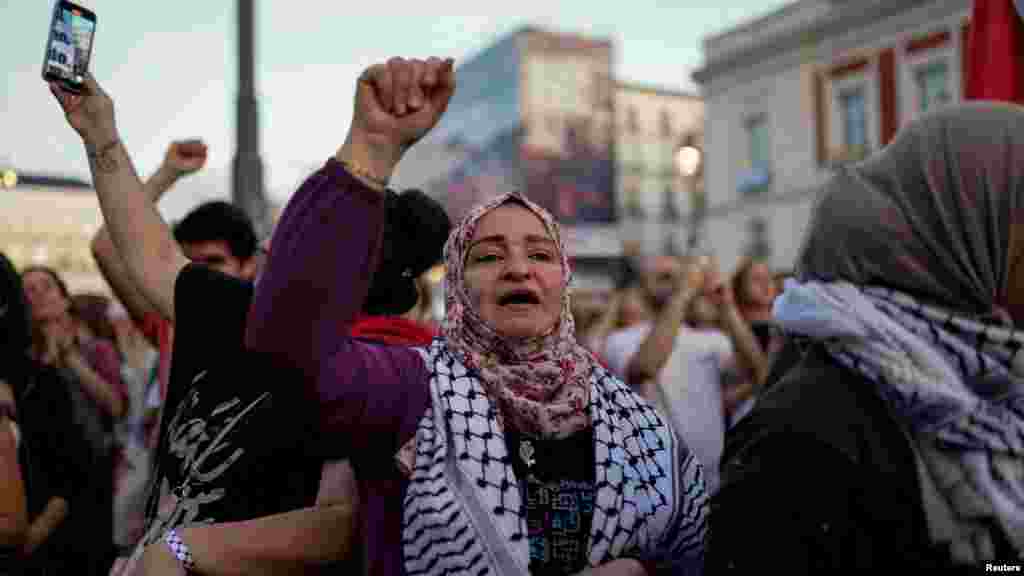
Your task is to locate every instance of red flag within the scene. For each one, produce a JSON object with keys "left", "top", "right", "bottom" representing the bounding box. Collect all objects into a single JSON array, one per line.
[{"left": 965, "top": 0, "right": 1024, "bottom": 102}]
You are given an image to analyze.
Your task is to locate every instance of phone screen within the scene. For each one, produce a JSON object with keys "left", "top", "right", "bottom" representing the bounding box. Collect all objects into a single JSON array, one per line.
[{"left": 42, "top": 2, "right": 96, "bottom": 91}]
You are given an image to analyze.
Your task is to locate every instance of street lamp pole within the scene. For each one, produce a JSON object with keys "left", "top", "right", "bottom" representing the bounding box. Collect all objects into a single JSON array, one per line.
[
  {"left": 233, "top": 0, "right": 269, "bottom": 238},
  {"left": 675, "top": 135, "right": 704, "bottom": 253},
  {"left": 686, "top": 181, "right": 705, "bottom": 253}
]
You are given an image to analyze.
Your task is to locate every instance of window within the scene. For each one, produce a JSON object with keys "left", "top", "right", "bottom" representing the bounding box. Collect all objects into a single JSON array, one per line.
[
  {"left": 660, "top": 110, "right": 674, "bottom": 138},
  {"left": 739, "top": 115, "right": 772, "bottom": 195},
  {"left": 643, "top": 140, "right": 662, "bottom": 174},
  {"left": 618, "top": 142, "right": 634, "bottom": 167},
  {"left": 662, "top": 185, "right": 680, "bottom": 222},
  {"left": 839, "top": 87, "right": 867, "bottom": 150},
  {"left": 663, "top": 233, "right": 679, "bottom": 256},
  {"left": 625, "top": 185, "right": 645, "bottom": 219},
  {"left": 592, "top": 72, "right": 612, "bottom": 107},
  {"left": 627, "top": 107, "right": 640, "bottom": 134},
  {"left": 545, "top": 114, "right": 560, "bottom": 136},
  {"left": 746, "top": 217, "right": 771, "bottom": 260},
  {"left": 916, "top": 61, "right": 950, "bottom": 113},
  {"left": 691, "top": 187, "right": 706, "bottom": 216},
  {"left": 746, "top": 115, "right": 771, "bottom": 171}
]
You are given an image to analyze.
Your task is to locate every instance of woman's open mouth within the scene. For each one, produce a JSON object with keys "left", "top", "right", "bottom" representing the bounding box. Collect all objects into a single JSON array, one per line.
[{"left": 498, "top": 289, "right": 540, "bottom": 309}]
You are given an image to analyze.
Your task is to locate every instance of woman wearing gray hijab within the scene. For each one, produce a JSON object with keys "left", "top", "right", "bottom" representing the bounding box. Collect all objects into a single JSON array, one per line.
[{"left": 711, "top": 102, "right": 1024, "bottom": 571}]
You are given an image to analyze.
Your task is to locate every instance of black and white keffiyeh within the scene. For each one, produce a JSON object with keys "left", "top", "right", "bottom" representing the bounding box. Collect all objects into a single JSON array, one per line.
[
  {"left": 402, "top": 341, "right": 708, "bottom": 575},
  {"left": 774, "top": 280, "right": 1024, "bottom": 563}
]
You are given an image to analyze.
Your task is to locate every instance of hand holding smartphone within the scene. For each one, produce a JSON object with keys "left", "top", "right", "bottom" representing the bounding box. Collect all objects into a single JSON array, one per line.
[{"left": 41, "top": 1, "right": 96, "bottom": 94}]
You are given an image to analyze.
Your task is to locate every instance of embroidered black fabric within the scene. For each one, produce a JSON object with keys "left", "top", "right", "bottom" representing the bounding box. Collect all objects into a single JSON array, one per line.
[{"left": 506, "top": 426, "right": 595, "bottom": 575}]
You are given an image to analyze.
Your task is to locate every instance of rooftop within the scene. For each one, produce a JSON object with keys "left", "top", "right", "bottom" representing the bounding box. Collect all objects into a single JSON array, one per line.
[
  {"left": 616, "top": 80, "right": 700, "bottom": 100},
  {"left": 692, "top": 0, "right": 932, "bottom": 84},
  {"left": 1, "top": 168, "right": 94, "bottom": 190},
  {"left": 515, "top": 24, "right": 614, "bottom": 50}
]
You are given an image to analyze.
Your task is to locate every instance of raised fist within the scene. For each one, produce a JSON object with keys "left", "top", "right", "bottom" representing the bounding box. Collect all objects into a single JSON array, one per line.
[
  {"left": 684, "top": 259, "right": 707, "bottom": 294},
  {"left": 350, "top": 57, "right": 455, "bottom": 161},
  {"left": 163, "top": 139, "right": 208, "bottom": 176}
]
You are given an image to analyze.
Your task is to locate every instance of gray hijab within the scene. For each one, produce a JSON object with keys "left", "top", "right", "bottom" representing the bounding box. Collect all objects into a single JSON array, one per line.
[
  {"left": 782, "top": 102, "right": 1024, "bottom": 562},
  {"left": 797, "top": 102, "right": 1024, "bottom": 320}
]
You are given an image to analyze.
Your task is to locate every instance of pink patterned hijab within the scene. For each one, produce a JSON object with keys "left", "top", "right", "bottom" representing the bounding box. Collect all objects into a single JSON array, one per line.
[{"left": 441, "top": 191, "right": 597, "bottom": 439}]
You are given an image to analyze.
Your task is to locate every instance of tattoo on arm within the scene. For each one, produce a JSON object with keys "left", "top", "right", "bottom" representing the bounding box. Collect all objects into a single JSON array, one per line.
[{"left": 88, "top": 139, "right": 121, "bottom": 174}]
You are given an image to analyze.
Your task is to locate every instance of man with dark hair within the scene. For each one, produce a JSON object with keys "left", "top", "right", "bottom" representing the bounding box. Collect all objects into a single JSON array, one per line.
[
  {"left": 171, "top": 201, "right": 259, "bottom": 280},
  {"left": 91, "top": 144, "right": 260, "bottom": 417},
  {"left": 83, "top": 137, "right": 345, "bottom": 575}
]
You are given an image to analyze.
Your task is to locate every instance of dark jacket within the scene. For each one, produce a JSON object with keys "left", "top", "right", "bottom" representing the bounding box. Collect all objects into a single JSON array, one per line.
[
  {"left": 709, "top": 339, "right": 974, "bottom": 572},
  {"left": 18, "top": 366, "right": 90, "bottom": 576}
]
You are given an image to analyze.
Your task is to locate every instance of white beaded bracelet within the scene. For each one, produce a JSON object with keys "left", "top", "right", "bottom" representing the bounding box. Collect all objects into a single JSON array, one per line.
[{"left": 164, "top": 529, "right": 197, "bottom": 573}]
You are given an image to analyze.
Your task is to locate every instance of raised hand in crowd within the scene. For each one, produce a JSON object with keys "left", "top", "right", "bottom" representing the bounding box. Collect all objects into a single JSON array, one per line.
[
  {"left": 90, "top": 137, "right": 207, "bottom": 336},
  {"left": 703, "top": 258, "right": 771, "bottom": 419},
  {"left": 52, "top": 74, "right": 191, "bottom": 321},
  {"left": 685, "top": 256, "right": 709, "bottom": 297},
  {"left": 337, "top": 57, "right": 455, "bottom": 191},
  {"left": 54, "top": 74, "right": 360, "bottom": 576},
  {"left": 50, "top": 74, "right": 118, "bottom": 154},
  {"left": 623, "top": 255, "right": 707, "bottom": 393},
  {"left": 250, "top": 54, "right": 705, "bottom": 575},
  {"left": 135, "top": 138, "right": 208, "bottom": 208},
  {"left": 579, "top": 289, "right": 626, "bottom": 354},
  {"left": 162, "top": 139, "right": 207, "bottom": 176}
]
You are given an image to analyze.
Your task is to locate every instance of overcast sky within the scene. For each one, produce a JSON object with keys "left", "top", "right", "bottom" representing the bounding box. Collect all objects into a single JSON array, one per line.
[{"left": 3, "top": 0, "right": 788, "bottom": 219}]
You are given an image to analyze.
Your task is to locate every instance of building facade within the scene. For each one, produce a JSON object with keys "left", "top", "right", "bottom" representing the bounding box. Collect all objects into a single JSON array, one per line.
[
  {"left": 392, "top": 27, "right": 618, "bottom": 288},
  {"left": 693, "top": 0, "right": 971, "bottom": 274},
  {"left": 408, "top": 27, "right": 618, "bottom": 226},
  {"left": 615, "top": 82, "right": 704, "bottom": 257},
  {"left": 392, "top": 26, "right": 704, "bottom": 289},
  {"left": 0, "top": 172, "right": 108, "bottom": 294}
]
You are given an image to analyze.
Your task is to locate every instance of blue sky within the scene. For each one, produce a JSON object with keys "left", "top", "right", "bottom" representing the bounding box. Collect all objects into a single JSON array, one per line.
[{"left": 2, "top": 1, "right": 788, "bottom": 219}]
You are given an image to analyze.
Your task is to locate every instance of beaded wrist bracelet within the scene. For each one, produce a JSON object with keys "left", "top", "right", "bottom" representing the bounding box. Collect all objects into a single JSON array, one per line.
[
  {"left": 164, "top": 529, "right": 197, "bottom": 574},
  {"left": 339, "top": 158, "right": 389, "bottom": 189}
]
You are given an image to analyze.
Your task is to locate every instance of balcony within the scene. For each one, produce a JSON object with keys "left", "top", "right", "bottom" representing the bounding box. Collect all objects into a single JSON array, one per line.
[
  {"left": 828, "top": 143, "right": 869, "bottom": 167},
  {"left": 736, "top": 166, "right": 772, "bottom": 196}
]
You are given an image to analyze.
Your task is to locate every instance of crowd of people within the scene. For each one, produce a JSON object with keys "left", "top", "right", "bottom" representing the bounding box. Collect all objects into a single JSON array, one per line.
[
  {"left": 570, "top": 253, "right": 783, "bottom": 496},
  {"left": 0, "top": 51, "right": 1021, "bottom": 575}
]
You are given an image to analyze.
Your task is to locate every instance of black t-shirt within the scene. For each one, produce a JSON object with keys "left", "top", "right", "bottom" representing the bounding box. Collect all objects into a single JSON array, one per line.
[
  {"left": 141, "top": 264, "right": 321, "bottom": 545},
  {"left": 506, "top": 426, "right": 596, "bottom": 576},
  {"left": 17, "top": 364, "right": 88, "bottom": 575}
]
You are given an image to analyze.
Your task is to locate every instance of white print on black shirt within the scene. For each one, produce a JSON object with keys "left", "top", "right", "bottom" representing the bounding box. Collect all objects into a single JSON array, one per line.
[{"left": 135, "top": 377, "right": 271, "bottom": 552}]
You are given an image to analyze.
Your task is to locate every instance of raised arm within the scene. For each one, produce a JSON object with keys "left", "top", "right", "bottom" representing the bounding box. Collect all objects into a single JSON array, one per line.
[
  {"left": 582, "top": 290, "right": 624, "bottom": 353},
  {"left": 91, "top": 141, "right": 207, "bottom": 328},
  {"left": 245, "top": 56, "right": 455, "bottom": 381},
  {"left": 626, "top": 263, "right": 705, "bottom": 389},
  {"left": 714, "top": 282, "right": 770, "bottom": 415},
  {"left": 50, "top": 76, "right": 192, "bottom": 321}
]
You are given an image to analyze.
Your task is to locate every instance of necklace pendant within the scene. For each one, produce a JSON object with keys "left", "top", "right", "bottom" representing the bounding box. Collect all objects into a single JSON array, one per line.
[{"left": 519, "top": 439, "right": 536, "bottom": 468}]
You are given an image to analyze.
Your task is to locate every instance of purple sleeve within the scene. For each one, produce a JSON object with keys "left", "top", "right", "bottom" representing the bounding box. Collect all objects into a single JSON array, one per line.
[
  {"left": 318, "top": 341, "right": 431, "bottom": 461},
  {"left": 245, "top": 158, "right": 387, "bottom": 384}
]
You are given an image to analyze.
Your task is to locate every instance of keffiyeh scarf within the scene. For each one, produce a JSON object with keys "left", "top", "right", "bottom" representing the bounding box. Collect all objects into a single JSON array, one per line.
[
  {"left": 401, "top": 340, "right": 708, "bottom": 575},
  {"left": 774, "top": 280, "right": 1024, "bottom": 563},
  {"left": 399, "top": 191, "right": 707, "bottom": 574}
]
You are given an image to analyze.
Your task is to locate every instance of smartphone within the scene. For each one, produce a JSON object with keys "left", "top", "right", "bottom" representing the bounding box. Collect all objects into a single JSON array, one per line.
[{"left": 41, "top": 1, "right": 96, "bottom": 93}]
